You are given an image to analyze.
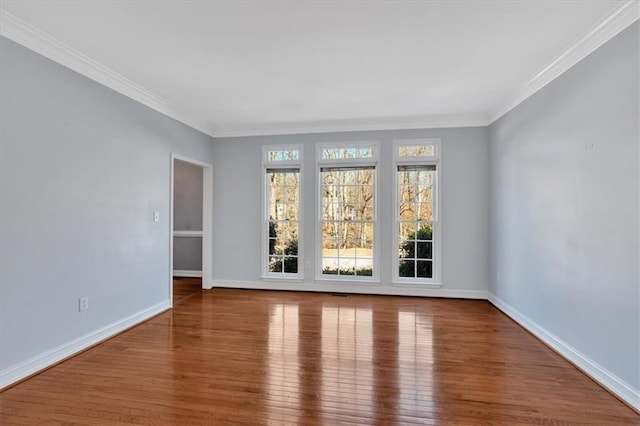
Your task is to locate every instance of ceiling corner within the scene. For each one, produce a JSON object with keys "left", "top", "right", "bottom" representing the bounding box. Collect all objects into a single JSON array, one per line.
[{"left": 488, "top": 0, "right": 639, "bottom": 124}]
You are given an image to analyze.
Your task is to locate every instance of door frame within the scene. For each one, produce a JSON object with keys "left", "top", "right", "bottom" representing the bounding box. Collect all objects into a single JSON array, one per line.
[{"left": 170, "top": 153, "right": 213, "bottom": 306}]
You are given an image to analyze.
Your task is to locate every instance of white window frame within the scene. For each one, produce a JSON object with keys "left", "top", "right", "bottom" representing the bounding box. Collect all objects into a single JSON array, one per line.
[
  {"left": 316, "top": 141, "right": 379, "bottom": 282},
  {"left": 262, "top": 144, "right": 303, "bottom": 280},
  {"left": 392, "top": 139, "right": 442, "bottom": 286}
]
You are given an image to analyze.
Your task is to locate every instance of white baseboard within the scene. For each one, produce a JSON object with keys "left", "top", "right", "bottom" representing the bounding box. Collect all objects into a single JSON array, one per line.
[
  {"left": 488, "top": 293, "right": 640, "bottom": 412},
  {"left": 211, "top": 279, "right": 487, "bottom": 300},
  {"left": 0, "top": 300, "right": 171, "bottom": 389},
  {"left": 173, "top": 270, "right": 202, "bottom": 278}
]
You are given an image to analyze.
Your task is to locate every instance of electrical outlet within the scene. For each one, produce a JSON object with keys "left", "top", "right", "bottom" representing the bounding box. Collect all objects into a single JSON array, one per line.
[
  {"left": 305, "top": 261, "right": 312, "bottom": 270},
  {"left": 79, "top": 296, "right": 89, "bottom": 311}
]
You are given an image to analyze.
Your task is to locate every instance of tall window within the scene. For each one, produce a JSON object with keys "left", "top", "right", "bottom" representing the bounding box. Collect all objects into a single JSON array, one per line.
[
  {"left": 263, "top": 146, "right": 301, "bottom": 278},
  {"left": 318, "top": 143, "right": 377, "bottom": 279},
  {"left": 394, "top": 139, "right": 440, "bottom": 284}
]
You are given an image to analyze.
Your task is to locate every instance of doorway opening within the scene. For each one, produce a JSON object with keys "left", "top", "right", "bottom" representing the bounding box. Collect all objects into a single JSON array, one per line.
[{"left": 170, "top": 154, "right": 213, "bottom": 306}]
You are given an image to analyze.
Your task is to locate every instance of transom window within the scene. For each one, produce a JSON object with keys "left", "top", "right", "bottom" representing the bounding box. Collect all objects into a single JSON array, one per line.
[
  {"left": 398, "top": 143, "right": 437, "bottom": 158},
  {"left": 266, "top": 148, "right": 299, "bottom": 162},
  {"left": 394, "top": 139, "right": 440, "bottom": 284},
  {"left": 321, "top": 146, "right": 375, "bottom": 160},
  {"left": 318, "top": 142, "right": 378, "bottom": 280},
  {"left": 263, "top": 145, "right": 302, "bottom": 278}
]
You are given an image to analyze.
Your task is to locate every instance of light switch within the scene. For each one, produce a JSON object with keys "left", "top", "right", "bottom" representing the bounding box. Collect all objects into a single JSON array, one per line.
[{"left": 153, "top": 211, "right": 160, "bottom": 223}]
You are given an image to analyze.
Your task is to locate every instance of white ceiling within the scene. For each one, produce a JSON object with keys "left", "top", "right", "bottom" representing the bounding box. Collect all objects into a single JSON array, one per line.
[{"left": 1, "top": 1, "right": 638, "bottom": 137}]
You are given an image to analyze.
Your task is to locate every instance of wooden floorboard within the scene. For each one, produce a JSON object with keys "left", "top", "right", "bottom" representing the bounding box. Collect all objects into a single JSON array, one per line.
[{"left": 1, "top": 283, "right": 637, "bottom": 425}]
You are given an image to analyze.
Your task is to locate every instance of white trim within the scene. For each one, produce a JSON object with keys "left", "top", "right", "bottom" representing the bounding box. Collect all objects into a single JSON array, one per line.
[
  {"left": 214, "top": 114, "right": 489, "bottom": 138},
  {"left": 172, "top": 154, "right": 214, "bottom": 170},
  {"left": 212, "top": 279, "right": 487, "bottom": 300},
  {"left": 169, "top": 156, "right": 175, "bottom": 307},
  {"left": 391, "top": 281, "right": 442, "bottom": 288},
  {"left": 316, "top": 141, "right": 380, "bottom": 281},
  {"left": 0, "top": 10, "right": 216, "bottom": 137},
  {"left": 261, "top": 276, "right": 305, "bottom": 283},
  {"left": 201, "top": 162, "right": 213, "bottom": 290},
  {"left": 170, "top": 153, "right": 214, "bottom": 299},
  {"left": 0, "top": 300, "right": 170, "bottom": 390},
  {"left": 173, "top": 230, "right": 203, "bottom": 238},
  {"left": 490, "top": 1, "right": 640, "bottom": 123},
  {"left": 173, "top": 269, "right": 203, "bottom": 278},
  {"left": 392, "top": 139, "right": 442, "bottom": 285},
  {"left": 262, "top": 144, "right": 304, "bottom": 280},
  {"left": 488, "top": 293, "right": 640, "bottom": 412}
]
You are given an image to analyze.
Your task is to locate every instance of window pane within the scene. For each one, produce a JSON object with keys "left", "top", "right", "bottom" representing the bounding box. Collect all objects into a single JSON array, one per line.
[
  {"left": 322, "top": 204, "right": 340, "bottom": 220},
  {"left": 286, "top": 206, "right": 298, "bottom": 220},
  {"left": 399, "top": 204, "right": 417, "bottom": 221},
  {"left": 269, "top": 256, "right": 283, "bottom": 273},
  {"left": 416, "top": 203, "right": 433, "bottom": 221},
  {"left": 322, "top": 146, "right": 374, "bottom": 159},
  {"left": 266, "top": 168, "right": 300, "bottom": 275},
  {"left": 416, "top": 145, "right": 435, "bottom": 157},
  {"left": 284, "top": 172, "right": 298, "bottom": 185},
  {"left": 399, "top": 259, "right": 415, "bottom": 277},
  {"left": 356, "top": 268, "right": 373, "bottom": 276},
  {"left": 323, "top": 238, "right": 338, "bottom": 250},
  {"left": 286, "top": 190, "right": 298, "bottom": 204},
  {"left": 398, "top": 145, "right": 416, "bottom": 157},
  {"left": 416, "top": 169, "right": 433, "bottom": 186},
  {"left": 397, "top": 163, "right": 436, "bottom": 281},
  {"left": 359, "top": 147, "right": 374, "bottom": 158},
  {"left": 399, "top": 222, "right": 416, "bottom": 241},
  {"left": 268, "top": 149, "right": 299, "bottom": 161},
  {"left": 416, "top": 241, "right": 432, "bottom": 260},
  {"left": 270, "top": 221, "right": 297, "bottom": 240},
  {"left": 321, "top": 166, "right": 375, "bottom": 278},
  {"left": 268, "top": 238, "right": 278, "bottom": 255},
  {"left": 416, "top": 223, "right": 433, "bottom": 240},
  {"left": 322, "top": 257, "right": 340, "bottom": 274},
  {"left": 417, "top": 261, "right": 433, "bottom": 278},
  {"left": 354, "top": 239, "right": 373, "bottom": 276},
  {"left": 399, "top": 239, "right": 416, "bottom": 259},
  {"left": 283, "top": 256, "right": 298, "bottom": 273},
  {"left": 398, "top": 144, "right": 435, "bottom": 157},
  {"left": 338, "top": 260, "right": 355, "bottom": 275}
]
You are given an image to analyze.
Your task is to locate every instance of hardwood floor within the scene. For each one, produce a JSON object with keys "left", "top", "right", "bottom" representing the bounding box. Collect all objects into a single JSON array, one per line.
[
  {"left": 172, "top": 277, "right": 202, "bottom": 304},
  {"left": 1, "top": 284, "right": 637, "bottom": 425}
]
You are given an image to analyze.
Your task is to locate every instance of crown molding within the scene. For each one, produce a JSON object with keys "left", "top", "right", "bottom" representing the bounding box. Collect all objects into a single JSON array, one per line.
[
  {"left": 2, "top": 3, "right": 638, "bottom": 137},
  {"left": 489, "top": 0, "right": 640, "bottom": 124},
  {"left": 0, "top": 10, "right": 216, "bottom": 137},
  {"left": 210, "top": 113, "right": 490, "bottom": 138},
  {"left": 0, "top": 8, "right": 485, "bottom": 138}
]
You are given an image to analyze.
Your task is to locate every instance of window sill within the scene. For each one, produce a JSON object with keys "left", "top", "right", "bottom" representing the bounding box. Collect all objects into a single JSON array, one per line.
[
  {"left": 314, "top": 277, "right": 381, "bottom": 285},
  {"left": 391, "top": 280, "right": 442, "bottom": 288},
  {"left": 261, "top": 275, "right": 305, "bottom": 283}
]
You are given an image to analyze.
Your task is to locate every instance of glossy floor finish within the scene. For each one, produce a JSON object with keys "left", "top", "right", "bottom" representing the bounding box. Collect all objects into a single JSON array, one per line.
[{"left": 1, "top": 283, "right": 637, "bottom": 425}]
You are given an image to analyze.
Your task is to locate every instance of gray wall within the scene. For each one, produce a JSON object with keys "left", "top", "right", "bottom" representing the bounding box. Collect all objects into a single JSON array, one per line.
[
  {"left": 173, "top": 237, "right": 203, "bottom": 271},
  {"left": 489, "top": 23, "right": 639, "bottom": 391},
  {"left": 0, "top": 37, "right": 214, "bottom": 374},
  {"left": 212, "top": 127, "right": 490, "bottom": 297},
  {"left": 173, "top": 159, "right": 203, "bottom": 271},
  {"left": 173, "top": 159, "right": 203, "bottom": 230}
]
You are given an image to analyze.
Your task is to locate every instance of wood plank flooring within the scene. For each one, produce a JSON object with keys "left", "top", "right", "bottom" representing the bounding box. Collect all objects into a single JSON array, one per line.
[
  {"left": 172, "top": 277, "right": 202, "bottom": 304},
  {"left": 1, "top": 282, "right": 637, "bottom": 425}
]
